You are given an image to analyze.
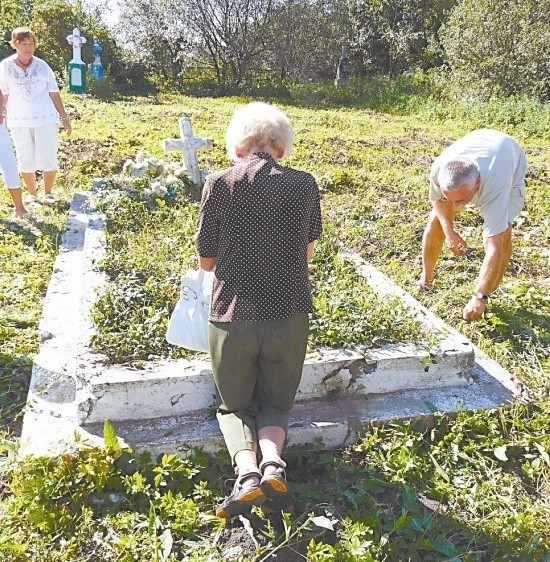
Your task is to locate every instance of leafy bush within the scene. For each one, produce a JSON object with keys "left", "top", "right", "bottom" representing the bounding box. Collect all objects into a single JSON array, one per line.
[
  {"left": 0, "top": 422, "right": 220, "bottom": 559},
  {"left": 86, "top": 73, "right": 117, "bottom": 100},
  {"left": 417, "top": 94, "right": 550, "bottom": 139},
  {"left": 348, "top": 0, "right": 454, "bottom": 76},
  {"left": 439, "top": 0, "right": 550, "bottom": 101}
]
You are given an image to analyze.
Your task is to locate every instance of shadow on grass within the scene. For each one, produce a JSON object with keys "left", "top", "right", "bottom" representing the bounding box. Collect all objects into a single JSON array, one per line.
[
  {"left": 208, "top": 444, "right": 544, "bottom": 561},
  {"left": 1, "top": 211, "right": 66, "bottom": 251},
  {"left": 0, "top": 352, "right": 32, "bottom": 434},
  {"left": 485, "top": 303, "right": 550, "bottom": 350}
]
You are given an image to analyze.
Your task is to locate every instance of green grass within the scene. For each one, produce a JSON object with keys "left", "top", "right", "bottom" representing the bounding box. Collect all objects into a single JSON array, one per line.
[
  {"left": 0, "top": 89, "right": 548, "bottom": 560},
  {"left": 90, "top": 171, "right": 430, "bottom": 362}
]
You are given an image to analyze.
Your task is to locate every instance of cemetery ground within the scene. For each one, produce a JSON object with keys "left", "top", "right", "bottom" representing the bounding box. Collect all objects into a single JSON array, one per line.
[{"left": 0, "top": 90, "right": 548, "bottom": 561}]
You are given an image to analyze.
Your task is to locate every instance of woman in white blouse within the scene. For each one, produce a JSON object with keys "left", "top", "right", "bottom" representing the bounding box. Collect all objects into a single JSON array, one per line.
[{"left": 0, "top": 27, "right": 71, "bottom": 205}]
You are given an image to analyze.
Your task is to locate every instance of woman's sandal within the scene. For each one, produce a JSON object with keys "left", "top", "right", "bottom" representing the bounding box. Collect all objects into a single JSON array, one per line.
[
  {"left": 12, "top": 212, "right": 33, "bottom": 221},
  {"left": 259, "top": 460, "right": 293, "bottom": 514},
  {"left": 215, "top": 470, "right": 265, "bottom": 518}
]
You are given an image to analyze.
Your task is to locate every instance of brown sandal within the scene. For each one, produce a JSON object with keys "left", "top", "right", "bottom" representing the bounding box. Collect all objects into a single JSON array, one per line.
[
  {"left": 259, "top": 460, "right": 293, "bottom": 514},
  {"left": 216, "top": 470, "right": 265, "bottom": 518}
]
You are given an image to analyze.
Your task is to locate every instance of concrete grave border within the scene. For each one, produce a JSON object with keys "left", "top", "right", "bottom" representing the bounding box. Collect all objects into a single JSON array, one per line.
[{"left": 20, "top": 192, "right": 526, "bottom": 457}]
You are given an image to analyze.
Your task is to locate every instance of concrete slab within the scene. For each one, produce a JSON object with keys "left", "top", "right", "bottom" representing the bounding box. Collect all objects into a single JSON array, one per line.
[
  {"left": 79, "top": 341, "right": 474, "bottom": 424},
  {"left": 81, "top": 358, "right": 519, "bottom": 456},
  {"left": 20, "top": 191, "right": 526, "bottom": 458}
]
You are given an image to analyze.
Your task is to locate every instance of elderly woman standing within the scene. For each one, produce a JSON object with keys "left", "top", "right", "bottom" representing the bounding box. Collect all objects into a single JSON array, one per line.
[
  {"left": 0, "top": 27, "right": 71, "bottom": 205},
  {"left": 0, "top": 95, "right": 29, "bottom": 218},
  {"left": 195, "top": 102, "right": 322, "bottom": 518}
]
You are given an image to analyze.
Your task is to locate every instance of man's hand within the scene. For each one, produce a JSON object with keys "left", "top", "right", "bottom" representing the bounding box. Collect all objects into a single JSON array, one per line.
[
  {"left": 462, "top": 296, "right": 486, "bottom": 321},
  {"left": 445, "top": 231, "right": 468, "bottom": 256}
]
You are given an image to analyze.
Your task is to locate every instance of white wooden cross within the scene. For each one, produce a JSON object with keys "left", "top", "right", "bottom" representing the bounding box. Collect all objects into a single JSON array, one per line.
[
  {"left": 66, "top": 28, "right": 87, "bottom": 63},
  {"left": 162, "top": 117, "right": 213, "bottom": 186}
]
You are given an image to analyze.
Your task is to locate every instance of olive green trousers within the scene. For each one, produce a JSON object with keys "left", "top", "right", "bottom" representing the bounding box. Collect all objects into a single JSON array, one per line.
[{"left": 208, "top": 313, "right": 309, "bottom": 463}]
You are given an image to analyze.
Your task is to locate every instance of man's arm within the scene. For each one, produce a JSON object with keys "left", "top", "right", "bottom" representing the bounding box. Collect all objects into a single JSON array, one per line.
[
  {"left": 433, "top": 199, "right": 467, "bottom": 256},
  {"left": 462, "top": 228, "right": 511, "bottom": 320},
  {"left": 476, "top": 230, "right": 509, "bottom": 294}
]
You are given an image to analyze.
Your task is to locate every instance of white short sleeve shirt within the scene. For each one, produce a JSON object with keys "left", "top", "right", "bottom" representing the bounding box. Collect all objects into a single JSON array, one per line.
[
  {"left": 429, "top": 129, "right": 527, "bottom": 237},
  {"left": 0, "top": 55, "right": 60, "bottom": 127}
]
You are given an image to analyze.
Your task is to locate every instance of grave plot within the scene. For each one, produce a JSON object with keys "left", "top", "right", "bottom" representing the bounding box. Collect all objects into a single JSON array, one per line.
[{"left": 21, "top": 174, "right": 524, "bottom": 457}]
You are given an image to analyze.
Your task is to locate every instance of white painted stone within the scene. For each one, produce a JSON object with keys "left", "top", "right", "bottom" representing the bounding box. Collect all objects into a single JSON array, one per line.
[
  {"left": 81, "top": 359, "right": 521, "bottom": 457},
  {"left": 78, "top": 341, "right": 474, "bottom": 424}
]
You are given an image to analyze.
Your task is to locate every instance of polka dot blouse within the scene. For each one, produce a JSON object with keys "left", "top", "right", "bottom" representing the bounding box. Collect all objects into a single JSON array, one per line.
[{"left": 195, "top": 152, "right": 322, "bottom": 322}]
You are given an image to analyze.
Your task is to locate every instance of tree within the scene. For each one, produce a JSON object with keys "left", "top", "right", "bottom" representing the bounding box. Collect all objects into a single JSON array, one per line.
[
  {"left": 439, "top": 0, "right": 550, "bottom": 100},
  {"left": 116, "top": 0, "right": 195, "bottom": 85},
  {"left": 349, "top": 0, "right": 455, "bottom": 76},
  {"left": 7, "top": 0, "right": 115, "bottom": 85},
  {"left": 116, "top": 0, "right": 281, "bottom": 88},
  {"left": 116, "top": 0, "right": 350, "bottom": 88},
  {"left": 185, "top": 0, "right": 278, "bottom": 86},
  {"left": 1, "top": 0, "right": 130, "bottom": 89},
  {"left": 262, "top": 0, "right": 351, "bottom": 83},
  {"left": 0, "top": 0, "right": 33, "bottom": 60}
]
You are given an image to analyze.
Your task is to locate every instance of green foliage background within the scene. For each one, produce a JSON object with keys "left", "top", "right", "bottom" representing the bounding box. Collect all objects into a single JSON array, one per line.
[
  {"left": 439, "top": 0, "right": 550, "bottom": 101},
  {"left": 2, "top": 0, "right": 549, "bottom": 100}
]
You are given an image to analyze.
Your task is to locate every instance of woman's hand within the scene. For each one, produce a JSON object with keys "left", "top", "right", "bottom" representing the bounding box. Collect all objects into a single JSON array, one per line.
[
  {"left": 62, "top": 118, "right": 72, "bottom": 135},
  {"left": 49, "top": 92, "right": 72, "bottom": 135}
]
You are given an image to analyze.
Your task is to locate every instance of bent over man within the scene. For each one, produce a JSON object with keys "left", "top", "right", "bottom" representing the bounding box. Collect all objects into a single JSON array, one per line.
[{"left": 419, "top": 128, "right": 527, "bottom": 321}]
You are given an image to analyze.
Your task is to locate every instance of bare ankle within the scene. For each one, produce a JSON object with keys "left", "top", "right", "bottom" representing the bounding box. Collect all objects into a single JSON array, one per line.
[
  {"left": 261, "top": 458, "right": 286, "bottom": 476},
  {"left": 419, "top": 275, "right": 433, "bottom": 286}
]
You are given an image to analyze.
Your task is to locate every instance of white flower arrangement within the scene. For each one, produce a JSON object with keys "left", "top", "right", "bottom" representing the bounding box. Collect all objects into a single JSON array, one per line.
[
  {"left": 121, "top": 152, "right": 193, "bottom": 200},
  {"left": 94, "top": 152, "right": 198, "bottom": 211},
  {"left": 122, "top": 153, "right": 173, "bottom": 178}
]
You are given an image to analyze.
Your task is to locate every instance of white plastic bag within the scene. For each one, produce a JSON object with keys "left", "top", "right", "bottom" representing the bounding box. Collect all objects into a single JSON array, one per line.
[{"left": 166, "top": 268, "right": 214, "bottom": 352}]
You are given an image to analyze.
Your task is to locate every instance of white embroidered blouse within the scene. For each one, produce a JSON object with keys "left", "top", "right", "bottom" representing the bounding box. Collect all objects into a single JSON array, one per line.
[{"left": 0, "top": 55, "right": 60, "bottom": 127}]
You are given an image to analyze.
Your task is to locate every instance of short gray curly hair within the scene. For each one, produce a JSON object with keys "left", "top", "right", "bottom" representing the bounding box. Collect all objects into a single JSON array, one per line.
[
  {"left": 225, "top": 102, "right": 294, "bottom": 161},
  {"left": 438, "top": 158, "right": 480, "bottom": 192}
]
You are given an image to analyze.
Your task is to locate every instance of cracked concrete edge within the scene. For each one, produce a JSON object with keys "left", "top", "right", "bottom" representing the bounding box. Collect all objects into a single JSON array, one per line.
[
  {"left": 20, "top": 192, "right": 106, "bottom": 455},
  {"left": 80, "top": 346, "right": 473, "bottom": 424},
  {"left": 80, "top": 367, "right": 518, "bottom": 459},
  {"left": 342, "top": 251, "right": 526, "bottom": 401}
]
